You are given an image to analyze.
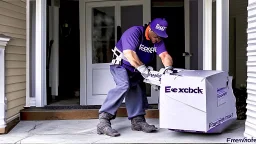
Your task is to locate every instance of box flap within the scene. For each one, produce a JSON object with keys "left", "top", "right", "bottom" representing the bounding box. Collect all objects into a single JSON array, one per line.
[{"left": 172, "top": 70, "right": 224, "bottom": 78}]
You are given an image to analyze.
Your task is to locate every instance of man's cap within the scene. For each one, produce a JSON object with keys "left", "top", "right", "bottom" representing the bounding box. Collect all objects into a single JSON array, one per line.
[{"left": 150, "top": 18, "right": 168, "bottom": 38}]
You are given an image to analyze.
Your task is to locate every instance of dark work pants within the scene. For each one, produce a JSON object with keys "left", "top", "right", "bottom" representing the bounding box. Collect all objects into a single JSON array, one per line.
[{"left": 99, "top": 65, "right": 149, "bottom": 119}]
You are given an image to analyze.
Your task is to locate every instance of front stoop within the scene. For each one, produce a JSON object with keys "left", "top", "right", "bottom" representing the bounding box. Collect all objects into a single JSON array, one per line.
[
  {"left": 20, "top": 106, "right": 159, "bottom": 120},
  {"left": 0, "top": 117, "right": 19, "bottom": 134}
]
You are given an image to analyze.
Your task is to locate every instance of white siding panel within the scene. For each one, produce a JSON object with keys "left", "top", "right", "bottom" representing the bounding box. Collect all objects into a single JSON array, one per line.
[
  {"left": 0, "top": 7, "right": 26, "bottom": 20},
  {"left": 245, "top": 0, "right": 256, "bottom": 138},
  {"left": 5, "top": 68, "right": 26, "bottom": 76},
  {"left": 2, "top": 0, "right": 26, "bottom": 8},
  {"left": 5, "top": 46, "right": 26, "bottom": 54},
  {"left": 6, "top": 90, "right": 26, "bottom": 101},
  {"left": 0, "top": 15, "right": 26, "bottom": 29},
  {"left": 0, "top": 1, "right": 25, "bottom": 14},
  {"left": 0, "top": 25, "right": 25, "bottom": 35},
  {"left": 0, "top": 0, "right": 26, "bottom": 121}
]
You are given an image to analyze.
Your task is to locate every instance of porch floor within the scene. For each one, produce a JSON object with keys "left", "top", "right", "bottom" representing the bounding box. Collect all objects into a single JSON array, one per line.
[{"left": 2, "top": 118, "right": 245, "bottom": 143}]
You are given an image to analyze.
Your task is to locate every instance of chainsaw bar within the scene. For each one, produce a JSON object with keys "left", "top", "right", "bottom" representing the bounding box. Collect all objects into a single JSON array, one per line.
[{"left": 143, "top": 68, "right": 183, "bottom": 87}]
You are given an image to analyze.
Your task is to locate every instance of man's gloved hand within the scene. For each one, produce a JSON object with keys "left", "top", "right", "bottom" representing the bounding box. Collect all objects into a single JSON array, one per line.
[
  {"left": 163, "top": 66, "right": 174, "bottom": 73},
  {"left": 159, "top": 66, "right": 174, "bottom": 74},
  {"left": 165, "top": 66, "right": 173, "bottom": 71},
  {"left": 137, "top": 65, "right": 151, "bottom": 79}
]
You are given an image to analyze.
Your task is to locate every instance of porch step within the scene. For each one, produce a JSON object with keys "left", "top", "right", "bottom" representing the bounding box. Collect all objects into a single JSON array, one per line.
[{"left": 20, "top": 105, "right": 159, "bottom": 120}]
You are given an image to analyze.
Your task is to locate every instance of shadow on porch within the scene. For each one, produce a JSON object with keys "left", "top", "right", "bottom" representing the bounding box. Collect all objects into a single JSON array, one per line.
[{"left": 3, "top": 118, "right": 245, "bottom": 143}]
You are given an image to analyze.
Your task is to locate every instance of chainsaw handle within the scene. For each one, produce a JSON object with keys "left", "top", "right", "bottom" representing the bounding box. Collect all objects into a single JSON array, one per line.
[{"left": 160, "top": 68, "right": 178, "bottom": 75}]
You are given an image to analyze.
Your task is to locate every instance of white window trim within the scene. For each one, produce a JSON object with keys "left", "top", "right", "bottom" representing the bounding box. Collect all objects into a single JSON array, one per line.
[
  {"left": 26, "top": 0, "right": 47, "bottom": 107},
  {"left": 25, "top": 0, "right": 31, "bottom": 107},
  {"left": 216, "top": 0, "right": 229, "bottom": 72},
  {"left": 203, "top": 0, "right": 213, "bottom": 70},
  {"left": 0, "top": 34, "right": 11, "bottom": 129},
  {"left": 197, "top": 0, "right": 212, "bottom": 70}
]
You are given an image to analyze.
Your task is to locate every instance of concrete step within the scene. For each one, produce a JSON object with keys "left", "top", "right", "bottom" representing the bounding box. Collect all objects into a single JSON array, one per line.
[{"left": 20, "top": 105, "right": 159, "bottom": 120}]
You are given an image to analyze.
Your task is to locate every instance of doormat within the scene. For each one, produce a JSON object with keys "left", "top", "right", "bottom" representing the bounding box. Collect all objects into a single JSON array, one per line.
[{"left": 42, "top": 104, "right": 158, "bottom": 110}]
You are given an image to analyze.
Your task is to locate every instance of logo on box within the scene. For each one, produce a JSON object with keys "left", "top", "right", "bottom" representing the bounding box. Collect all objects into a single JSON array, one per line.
[{"left": 165, "top": 86, "right": 203, "bottom": 94}]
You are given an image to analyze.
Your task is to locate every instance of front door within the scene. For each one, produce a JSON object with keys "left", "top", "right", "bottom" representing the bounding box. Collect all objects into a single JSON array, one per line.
[
  {"left": 85, "top": 0, "right": 153, "bottom": 105},
  {"left": 152, "top": 6, "right": 186, "bottom": 69}
]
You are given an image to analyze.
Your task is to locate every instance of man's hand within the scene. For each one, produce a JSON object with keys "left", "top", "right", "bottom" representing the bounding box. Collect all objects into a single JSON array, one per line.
[
  {"left": 163, "top": 66, "right": 174, "bottom": 74},
  {"left": 136, "top": 65, "right": 150, "bottom": 78},
  {"left": 159, "top": 66, "right": 174, "bottom": 74},
  {"left": 165, "top": 66, "right": 173, "bottom": 71}
]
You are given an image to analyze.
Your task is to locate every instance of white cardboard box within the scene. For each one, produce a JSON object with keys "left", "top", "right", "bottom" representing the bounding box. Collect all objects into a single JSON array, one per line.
[{"left": 159, "top": 69, "right": 237, "bottom": 133}]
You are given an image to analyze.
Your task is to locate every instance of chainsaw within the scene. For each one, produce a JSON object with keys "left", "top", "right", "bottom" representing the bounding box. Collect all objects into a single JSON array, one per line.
[{"left": 143, "top": 67, "right": 180, "bottom": 91}]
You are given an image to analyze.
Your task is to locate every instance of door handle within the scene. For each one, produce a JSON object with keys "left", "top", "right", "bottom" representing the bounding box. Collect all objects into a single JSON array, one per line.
[{"left": 182, "top": 52, "right": 193, "bottom": 57}]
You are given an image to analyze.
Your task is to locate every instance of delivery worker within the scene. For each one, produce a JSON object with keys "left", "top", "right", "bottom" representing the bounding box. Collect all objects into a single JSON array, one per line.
[{"left": 97, "top": 18, "right": 174, "bottom": 137}]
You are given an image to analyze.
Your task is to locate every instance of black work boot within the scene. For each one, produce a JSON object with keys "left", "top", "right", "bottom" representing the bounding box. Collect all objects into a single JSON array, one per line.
[
  {"left": 131, "top": 115, "right": 157, "bottom": 133},
  {"left": 97, "top": 112, "right": 120, "bottom": 137}
]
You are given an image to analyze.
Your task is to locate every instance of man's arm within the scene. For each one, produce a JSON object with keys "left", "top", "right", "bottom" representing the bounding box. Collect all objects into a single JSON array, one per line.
[
  {"left": 123, "top": 50, "right": 144, "bottom": 68},
  {"left": 159, "top": 51, "right": 173, "bottom": 67},
  {"left": 120, "top": 26, "right": 150, "bottom": 78},
  {"left": 123, "top": 49, "right": 150, "bottom": 78},
  {"left": 155, "top": 41, "right": 173, "bottom": 67},
  {"left": 121, "top": 27, "right": 145, "bottom": 68}
]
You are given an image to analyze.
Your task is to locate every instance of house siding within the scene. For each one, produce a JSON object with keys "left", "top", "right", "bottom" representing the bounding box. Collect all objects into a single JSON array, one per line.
[
  {"left": 245, "top": 0, "right": 256, "bottom": 137},
  {"left": 0, "top": 0, "right": 26, "bottom": 122}
]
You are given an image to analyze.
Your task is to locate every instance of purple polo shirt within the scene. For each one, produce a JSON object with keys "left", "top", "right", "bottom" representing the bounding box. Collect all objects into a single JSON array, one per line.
[{"left": 115, "top": 26, "right": 167, "bottom": 72}]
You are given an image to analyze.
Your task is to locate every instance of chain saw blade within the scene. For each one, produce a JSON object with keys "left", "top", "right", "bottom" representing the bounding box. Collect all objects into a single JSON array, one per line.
[
  {"left": 143, "top": 70, "right": 162, "bottom": 86},
  {"left": 143, "top": 68, "right": 182, "bottom": 87}
]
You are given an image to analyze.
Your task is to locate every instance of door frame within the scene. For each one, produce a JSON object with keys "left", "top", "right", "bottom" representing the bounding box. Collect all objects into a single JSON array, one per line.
[
  {"left": 79, "top": 0, "right": 191, "bottom": 105},
  {"left": 24, "top": 0, "right": 192, "bottom": 107},
  {"left": 80, "top": 0, "right": 152, "bottom": 105}
]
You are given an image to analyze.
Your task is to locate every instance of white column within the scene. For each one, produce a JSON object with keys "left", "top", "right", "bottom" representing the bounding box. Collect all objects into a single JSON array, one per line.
[
  {"left": 31, "top": 1, "right": 36, "bottom": 106},
  {"left": 51, "top": 3, "right": 59, "bottom": 96},
  {"left": 25, "top": 0, "right": 30, "bottom": 107},
  {"left": 198, "top": 0, "right": 212, "bottom": 70},
  {"left": 203, "top": 0, "right": 212, "bottom": 70},
  {"left": 35, "top": 0, "right": 47, "bottom": 107},
  {"left": 198, "top": 0, "right": 203, "bottom": 70},
  {"left": 216, "top": 0, "right": 229, "bottom": 72},
  {"left": 79, "top": 0, "right": 86, "bottom": 105},
  {"left": 0, "top": 35, "right": 10, "bottom": 129}
]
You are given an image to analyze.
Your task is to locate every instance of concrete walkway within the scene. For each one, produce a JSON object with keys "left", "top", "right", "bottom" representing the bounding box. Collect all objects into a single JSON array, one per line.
[{"left": 0, "top": 118, "right": 246, "bottom": 143}]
